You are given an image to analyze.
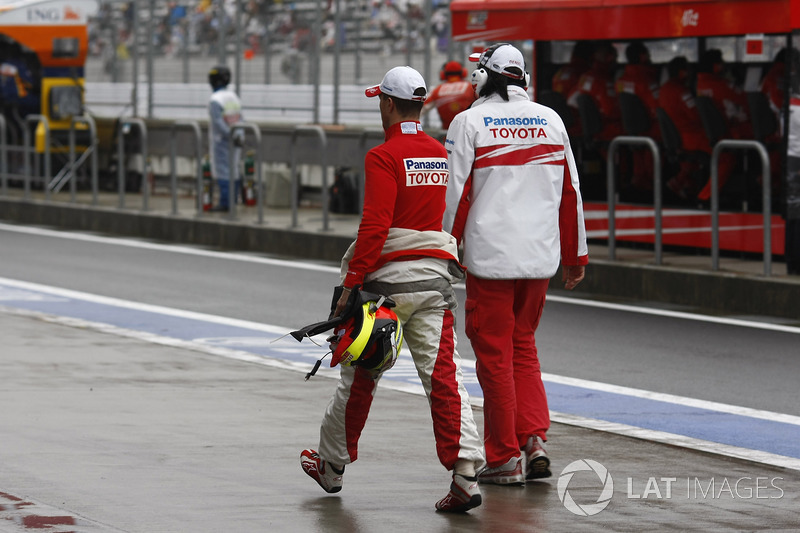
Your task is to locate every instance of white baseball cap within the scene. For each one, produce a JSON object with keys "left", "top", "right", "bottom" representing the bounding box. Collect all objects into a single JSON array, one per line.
[
  {"left": 468, "top": 44, "right": 525, "bottom": 80},
  {"left": 365, "top": 66, "right": 427, "bottom": 101}
]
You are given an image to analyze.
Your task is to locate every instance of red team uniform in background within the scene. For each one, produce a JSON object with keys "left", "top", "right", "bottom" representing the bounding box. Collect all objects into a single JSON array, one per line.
[{"left": 422, "top": 61, "right": 477, "bottom": 130}]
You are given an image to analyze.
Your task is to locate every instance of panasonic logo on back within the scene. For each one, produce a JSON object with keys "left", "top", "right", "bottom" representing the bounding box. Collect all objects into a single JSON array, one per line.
[
  {"left": 482, "top": 116, "right": 549, "bottom": 139},
  {"left": 403, "top": 158, "right": 449, "bottom": 187},
  {"left": 483, "top": 116, "right": 548, "bottom": 126}
]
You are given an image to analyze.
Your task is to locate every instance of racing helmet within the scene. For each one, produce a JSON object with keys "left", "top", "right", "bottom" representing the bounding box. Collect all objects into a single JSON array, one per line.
[
  {"left": 208, "top": 65, "right": 231, "bottom": 90},
  {"left": 330, "top": 301, "right": 403, "bottom": 375}
]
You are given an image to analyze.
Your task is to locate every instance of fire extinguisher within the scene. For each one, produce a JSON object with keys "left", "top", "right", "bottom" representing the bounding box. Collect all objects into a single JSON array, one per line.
[
  {"left": 242, "top": 151, "right": 257, "bottom": 206},
  {"left": 201, "top": 156, "right": 213, "bottom": 211}
]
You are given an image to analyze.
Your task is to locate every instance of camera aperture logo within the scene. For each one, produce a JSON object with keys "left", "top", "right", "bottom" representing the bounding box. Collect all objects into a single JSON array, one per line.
[
  {"left": 557, "top": 459, "right": 614, "bottom": 516},
  {"left": 557, "top": 459, "right": 785, "bottom": 516}
]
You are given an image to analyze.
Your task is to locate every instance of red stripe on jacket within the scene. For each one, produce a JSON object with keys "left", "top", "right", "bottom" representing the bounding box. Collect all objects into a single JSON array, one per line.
[
  {"left": 559, "top": 161, "right": 589, "bottom": 266},
  {"left": 473, "top": 144, "right": 565, "bottom": 168},
  {"left": 448, "top": 174, "right": 472, "bottom": 245}
]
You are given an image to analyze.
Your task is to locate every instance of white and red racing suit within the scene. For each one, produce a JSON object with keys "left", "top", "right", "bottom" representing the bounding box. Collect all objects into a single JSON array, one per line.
[
  {"left": 442, "top": 86, "right": 588, "bottom": 468},
  {"left": 317, "top": 121, "right": 484, "bottom": 472}
]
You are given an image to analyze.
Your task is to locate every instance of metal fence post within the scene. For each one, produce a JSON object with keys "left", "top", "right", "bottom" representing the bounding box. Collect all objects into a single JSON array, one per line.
[
  {"left": 69, "top": 115, "right": 99, "bottom": 205},
  {"left": 117, "top": 118, "right": 149, "bottom": 210},
  {"left": 290, "top": 126, "right": 329, "bottom": 230},
  {"left": 0, "top": 114, "right": 6, "bottom": 196},
  {"left": 231, "top": 122, "right": 264, "bottom": 224},
  {"left": 607, "top": 136, "right": 663, "bottom": 264},
  {"left": 23, "top": 115, "right": 50, "bottom": 201},
  {"left": 169, "top": 120, "right": 202, "bottom": 216},
  {"left": 709, "top": 140, "right": 772, "bottom": 276}
]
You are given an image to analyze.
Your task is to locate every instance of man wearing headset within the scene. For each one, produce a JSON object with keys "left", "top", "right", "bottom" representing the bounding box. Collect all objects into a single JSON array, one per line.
[
  {"left": 444, "top": 44, "right": 589, "bottom": 486},
  {"left": 421, "top": 60, "right": 476, "bottom": 129},
  {"left": 300, "top": 66, "right": 485, "bottom": 513}
]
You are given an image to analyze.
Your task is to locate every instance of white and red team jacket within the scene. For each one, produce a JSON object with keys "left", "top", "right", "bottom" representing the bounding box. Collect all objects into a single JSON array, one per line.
[{"left": 442, "top": 85, "right": 589, "bottom": 279}]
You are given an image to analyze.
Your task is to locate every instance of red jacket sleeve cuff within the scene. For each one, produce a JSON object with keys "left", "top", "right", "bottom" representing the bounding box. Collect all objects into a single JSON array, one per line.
[
  {"left": 563, "top": 254, "right": 589, "bottom": 267},
  {"left": 343, "top": 272, "right": 364, "bottom": 288}
]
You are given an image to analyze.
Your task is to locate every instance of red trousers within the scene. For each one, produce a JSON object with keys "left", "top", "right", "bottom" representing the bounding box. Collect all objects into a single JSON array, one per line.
[{"left": 465, "top": 275, "right": 551, "bottom": 468}]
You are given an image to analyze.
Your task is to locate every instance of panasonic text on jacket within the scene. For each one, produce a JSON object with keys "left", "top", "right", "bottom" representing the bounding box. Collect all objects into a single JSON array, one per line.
[
  {"left": 483, "top": 116, "right": 548, "bottom": 139},
  {"left": 404, "top": 158, "right": 449, "bottom": 187}
]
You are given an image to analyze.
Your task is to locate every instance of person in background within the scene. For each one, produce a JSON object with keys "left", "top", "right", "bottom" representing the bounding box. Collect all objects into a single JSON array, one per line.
[
  {"left": 300, "top": 66, "right": 485, "bottom": 514},
  {"left": 616, "top": 41, "right": 659, "bottom": 110},
  {"left": 616, "top": 41, "right": 661, "bottom": 193},
  {"left": 695, "top": 49, "right": 753, "bottom": 201},
  {"left": 421, "top": 60, "right": 476, "bottom": 130},
  {"left": 550, "top": 41, "right": 594, "bottom": 137},
  {"left": 444, "top": 43, "right": 589, "bottom": 486},
  {"left": 696, "top": 48, "right": 752, "bottom": 139},
  {"left": 760, "top": 47, "right": 795, "bottom": 121},
  {"left": 207, "top": 65, "right": 244, "bottom": 211},
  {"left": 567, "top": 41, "right": 622, "bottom": 143},
  {"left": 552, "top": 40, "right": 595, "bottom": 96},
  {"left": 658, "top": 56, "right": 711, "bottom": 199}
]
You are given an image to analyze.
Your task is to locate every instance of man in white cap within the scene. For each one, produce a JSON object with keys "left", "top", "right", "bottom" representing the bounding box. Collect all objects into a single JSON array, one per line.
[
  {"left": 443, "top": 44, "right": 589, "bottom": 486},
  {"left": 300, "top": 66, "right": 485, "bottom": 513}
]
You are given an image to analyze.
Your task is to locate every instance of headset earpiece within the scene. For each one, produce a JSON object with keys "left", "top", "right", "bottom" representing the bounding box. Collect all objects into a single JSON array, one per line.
[{"left": 471, "top": 68, "right": 489, "bottom": 97}]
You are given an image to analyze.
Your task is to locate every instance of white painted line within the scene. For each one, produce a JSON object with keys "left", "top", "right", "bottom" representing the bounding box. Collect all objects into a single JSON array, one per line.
[
  {"left": 2, "top": 302, "right": 797, "bottom": 472},
  {"left": 0, "top": 222, "right": 341, "bottom": 274},
  {"left": 586, "top": 223, "right": 781, "bottom": 239},
  {"left": 543, "top": 373, "right": 800, "bottom": 426},
  {"left": 2, "top": 276, "right": 797, "bottom": 423},
  {"left": 584, "top": 208, "right": 705, "bottom": 219},
  {"left": 0, "top": 276, "right": 293, "bottom": 335},
  {"left": 551, "top": 412, "right": 800, "bottom": 471},
  {"left": 1, "top": 224, "right": 794, "bottom": 333},
  {"left": 546, "top": 294, "right": 800, "bottom": 335}
]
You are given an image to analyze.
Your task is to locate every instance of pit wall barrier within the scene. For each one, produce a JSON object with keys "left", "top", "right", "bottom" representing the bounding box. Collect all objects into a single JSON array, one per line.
[{"left": 0, "top": 119, "right": 798, "bottom": 320}]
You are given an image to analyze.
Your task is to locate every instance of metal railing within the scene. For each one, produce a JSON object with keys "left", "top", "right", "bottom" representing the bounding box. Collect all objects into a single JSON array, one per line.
[
  {"left": 116, "top": 118, "right": 149, "bottom": 210},
  {"left": 607, "top": 136, "right": 663, "bottom": 265},
  {"left": 228, "top": 123, "right": 264, "bottom": 223},
  {"left": 23, "top": 115, "right": 51, "bottom": 200},
  {"left": 358, "top": 128, "right": 384, "bottom": 217},
  {"left": 68, "top": 115, "right": 99, "bottom": 205},
  {"left": 290, "top": 126, "right": 329, "bottom": 231},
  {"left": 169, "top": 120, "right": 203, "bottom": 216},
  {"left": 0, "top": 114, "right": 6, "bottom": 196},
  {"left": 710, "top": 139, "right": 772, "bottom": 276}
]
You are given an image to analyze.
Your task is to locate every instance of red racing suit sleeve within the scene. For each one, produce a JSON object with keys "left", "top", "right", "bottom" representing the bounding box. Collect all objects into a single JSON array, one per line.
[
  {"left": 343, "top": 148, "right": 397, "bottom": 287},
  {"left": 442, "top": 112, "right": 474, "bottom": 243},
  {"left": 559, "top": 134, "right": 590, "bottom": 267}
]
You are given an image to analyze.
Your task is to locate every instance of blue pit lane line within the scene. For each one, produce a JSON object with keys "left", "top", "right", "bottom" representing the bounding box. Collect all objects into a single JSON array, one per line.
[{"left": 2, "top": 277, "right": 799, "bottom": 467}]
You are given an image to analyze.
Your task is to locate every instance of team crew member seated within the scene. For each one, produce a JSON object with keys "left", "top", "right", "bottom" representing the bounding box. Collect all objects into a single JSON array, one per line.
[
  {"left": 695, "top": 49, "right": 753, "bottom": 201},
  {"left": 444, "top": 44, "right": 589, "bottom": 486},
  {"left": 551, "top": 40, "right": 594, "bottom": 137},
  {"left": 552, "top": 41, "right": 595, "bottom": 96},
  {"left": 658, "top": 56, "right": 712, "bottom": 199},
  {"left": 616, "top": 41, "right": 661, "bottom": 192},
  {"left": 421, "top": 60, "right": 477, "bottom": 129},
  {"left": 567, "top": 41, "right": 622, "bottom": 143},
  {"left": 300, "top": 66, "right": 485, "bottom": 514}
]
